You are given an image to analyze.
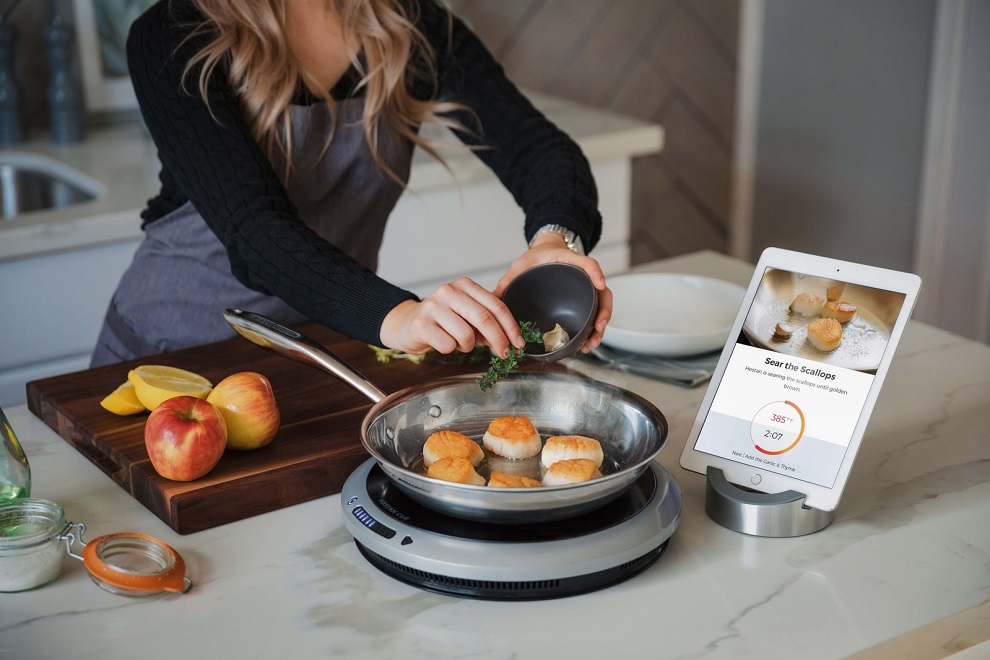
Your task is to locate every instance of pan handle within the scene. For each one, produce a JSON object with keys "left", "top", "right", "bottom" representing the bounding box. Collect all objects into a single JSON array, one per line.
[{"left": 223, "top": 309, "right": 386, "bottom": 404}]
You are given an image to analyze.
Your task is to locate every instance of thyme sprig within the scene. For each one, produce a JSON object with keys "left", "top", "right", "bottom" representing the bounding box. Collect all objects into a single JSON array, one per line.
[
  {"left": 369, "top": 321, "right": 541, "bottom": 391},
  {"left": 369, "top": 346, "right": 427, "bottom": 365},
  {"left": 477, "top": 321, "right": 541, "bottom": 391}
]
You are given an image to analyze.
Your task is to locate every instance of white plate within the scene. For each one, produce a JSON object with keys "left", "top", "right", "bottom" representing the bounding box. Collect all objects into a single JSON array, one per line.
[{"left": 602, "top": 273, "right": 746, "bottom": 357}]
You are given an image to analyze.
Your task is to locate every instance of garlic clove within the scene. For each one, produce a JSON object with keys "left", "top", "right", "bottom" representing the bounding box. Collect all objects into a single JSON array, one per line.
[{"left": 542, "top": 323, "right": 570, "bottom": 352}]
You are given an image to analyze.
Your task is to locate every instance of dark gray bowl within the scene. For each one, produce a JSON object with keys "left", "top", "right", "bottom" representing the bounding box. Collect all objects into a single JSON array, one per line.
[{"left": 501, "top": 263, "right": 599, "bottom": 362}]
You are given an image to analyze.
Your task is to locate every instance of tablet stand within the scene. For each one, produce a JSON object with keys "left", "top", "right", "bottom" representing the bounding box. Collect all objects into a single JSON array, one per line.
[{"left": 705, "top": 467, "right": 834, "bottom": 537}]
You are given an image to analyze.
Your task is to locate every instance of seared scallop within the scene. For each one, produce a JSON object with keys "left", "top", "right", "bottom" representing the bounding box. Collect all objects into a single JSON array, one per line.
[
  {"left": 488, "top": 472, "right": 541, "bottom": 488},
  {"left": 790, "top": 292, "right": 825, "bottom": 317},
  {"left": 483, "top": 416, "right": 543, "bottom": 460},
  {"left": 422, "top": 430, "right": 484, "bottom": 468},
  {"left": 541, "top": 435, "right": 604, "bottom": 469},
  {"left": 807, "top": 317, "right": 843, "bottom": 351},
  {"left": 821, "top": 299, "right": 857, "bottom": 324},
  {"left": 426, "top": 456, "right": 485, "bottom": 486},
  {"left": 542, "top": 458, "right": 602, "bottom": 486}
]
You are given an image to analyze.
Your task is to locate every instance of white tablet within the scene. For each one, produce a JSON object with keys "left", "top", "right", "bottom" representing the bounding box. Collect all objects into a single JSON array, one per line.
[{"left": 679, "top": 248, "right": 922, "bottom": 511}]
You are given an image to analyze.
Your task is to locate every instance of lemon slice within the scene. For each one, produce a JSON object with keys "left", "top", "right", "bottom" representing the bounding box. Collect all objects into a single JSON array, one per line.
[
  {"left": 100, "top": 380, "right": 147, "bottom": 415},
  {"left": 128, "top": 365, "right": 213, "bottom": 410}
]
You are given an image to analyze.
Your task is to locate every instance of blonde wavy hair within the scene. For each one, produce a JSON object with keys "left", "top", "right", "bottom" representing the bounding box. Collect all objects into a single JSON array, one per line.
[{"left": 181, "top": 0, "right": 468, "bottom": 181}]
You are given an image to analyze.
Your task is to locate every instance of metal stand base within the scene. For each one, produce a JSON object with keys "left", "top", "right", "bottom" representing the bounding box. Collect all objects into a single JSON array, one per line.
[{"left": 705, "top": 467, "right": 835, "bottom": 537}]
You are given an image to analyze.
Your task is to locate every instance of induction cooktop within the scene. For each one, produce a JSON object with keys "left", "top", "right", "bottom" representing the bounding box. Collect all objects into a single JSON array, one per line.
[{"left": 341, "top": 458, "right": 682, "bottom": 600}]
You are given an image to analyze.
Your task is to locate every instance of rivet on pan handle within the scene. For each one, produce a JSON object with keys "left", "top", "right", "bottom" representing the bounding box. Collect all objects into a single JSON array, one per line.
[{"left": 223, "top": 309, "right": 386, "bottom": 404}]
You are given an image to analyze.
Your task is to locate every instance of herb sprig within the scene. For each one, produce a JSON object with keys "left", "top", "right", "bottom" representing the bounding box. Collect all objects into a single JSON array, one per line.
[
  {"left": 477, "top": 321, "right": 541, "bottom": 391},
  {"left": 370, "top": 344, "right": 493, "bottom": 366},
  {"left": 369, "top": 346, "right": 427, "bottom": 365}
]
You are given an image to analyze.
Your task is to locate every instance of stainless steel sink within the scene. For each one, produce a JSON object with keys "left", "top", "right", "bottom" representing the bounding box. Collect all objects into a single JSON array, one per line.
[{"left": 0, "top": 152, "right": 105, "bottom": 220}]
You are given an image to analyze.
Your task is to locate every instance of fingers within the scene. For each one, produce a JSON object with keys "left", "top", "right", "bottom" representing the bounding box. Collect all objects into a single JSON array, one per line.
[
  {"left": 495, "top": 245, "right": 607, "bottom": 298},
  {"left": 421, "top": 306, "right": 476, "bottom": 354},
  {"left": 581, "top": 284, "right": 613, "bottom": 353},
  {"left": 582, "top": 257, "right": 608, "bottom": 290},
  {"left": 491, "top": 272, "right": 514, "bottom": 299},
  {"left": 454, "top": 278, "right": 525, "bottom": 353},
  {"left": 418, "top": 279, "right": 523, "bottom": 356}
]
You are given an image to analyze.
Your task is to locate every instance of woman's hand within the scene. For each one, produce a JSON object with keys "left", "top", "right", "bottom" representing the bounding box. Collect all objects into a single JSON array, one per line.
[
  {"left": 380, "top": 278, "right": 524, "bottom": 358},
  {"left": 492, "top": 234, "right": 612, "bottom": 353},
  {"left": 492, "top": 233, "right": 613, "bottom": 353}
]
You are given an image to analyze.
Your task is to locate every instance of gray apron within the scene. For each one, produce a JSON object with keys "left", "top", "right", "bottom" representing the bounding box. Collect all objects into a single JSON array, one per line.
[{"left": 91, "top": 98, "right": 413, "bottom": 366}]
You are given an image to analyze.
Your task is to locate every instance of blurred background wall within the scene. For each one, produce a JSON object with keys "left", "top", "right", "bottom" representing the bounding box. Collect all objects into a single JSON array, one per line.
[{"left": 449, "top": 0, "right": 740, "bottom": 266}]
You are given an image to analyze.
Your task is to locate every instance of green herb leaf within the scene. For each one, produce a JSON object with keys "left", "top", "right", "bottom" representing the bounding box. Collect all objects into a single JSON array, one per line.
[
  {"left": 477, "top": 320, "right": 540, "bottom": 391},
  {"left": 368, "top": 346, "right": 427, "bottom": 365},
  {"left": 519, "top": 320, "right": 542, "bottom": 343},
  {"left": 371, "top": 321, "right": 541, "bottom": 391}
]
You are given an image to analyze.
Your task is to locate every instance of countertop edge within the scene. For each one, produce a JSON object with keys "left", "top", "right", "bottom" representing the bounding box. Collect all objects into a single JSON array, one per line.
[{"left": 1, "top": 92, "right": 663, "bottom": 262}]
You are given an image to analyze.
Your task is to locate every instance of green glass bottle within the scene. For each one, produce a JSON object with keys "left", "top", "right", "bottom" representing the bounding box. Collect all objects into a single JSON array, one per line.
[{"left": 0, "top": 406, "right": 30, "bottom": 500}]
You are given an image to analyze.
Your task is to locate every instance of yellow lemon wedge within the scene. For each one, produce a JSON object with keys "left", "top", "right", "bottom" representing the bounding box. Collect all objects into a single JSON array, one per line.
[
  {"left": 127, "top": 365, "right": 213, "bottom": 410},
  {"left": 99, "top": 380, "right": 147, "bottom": 415}
]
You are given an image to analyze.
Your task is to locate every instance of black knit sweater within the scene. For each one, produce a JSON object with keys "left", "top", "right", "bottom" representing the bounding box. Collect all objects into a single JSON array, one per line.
[{"left": 127, "top": 0, "right": 601, "bottom": 346}]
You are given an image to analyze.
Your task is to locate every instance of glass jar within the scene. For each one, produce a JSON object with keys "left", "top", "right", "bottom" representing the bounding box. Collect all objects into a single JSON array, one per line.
[
  {"left": 0, "top": 405, "right": 31, "bottom": 500},
  {"left": 0, "top": 498, "right": 67, "bottom": 591},
  {"left": 0, "top": 498, "right": 192, "bottom": 595}
]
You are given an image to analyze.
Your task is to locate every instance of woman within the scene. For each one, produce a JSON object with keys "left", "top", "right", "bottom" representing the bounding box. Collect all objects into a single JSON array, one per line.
[{"left": 91, "top": 0, "right": 612, "bottom": 366}]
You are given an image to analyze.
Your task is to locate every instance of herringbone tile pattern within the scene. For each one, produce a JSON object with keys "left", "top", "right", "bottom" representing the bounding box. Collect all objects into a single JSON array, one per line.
[{"left": 451, "top": 0, "right": 740, "bottom": 264}]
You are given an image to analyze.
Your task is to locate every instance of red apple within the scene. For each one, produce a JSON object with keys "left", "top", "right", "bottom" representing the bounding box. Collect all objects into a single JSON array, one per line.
[
  {"left": 206, "top": 372, "right": 281, "bottom": 451},
  {"left": 145, "top": 396, "right": 227, "bottom": 481}
]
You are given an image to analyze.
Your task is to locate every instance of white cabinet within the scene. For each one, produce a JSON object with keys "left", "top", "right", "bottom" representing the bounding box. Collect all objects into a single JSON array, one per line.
[
  {"left": 379, "top": 158, "right": 633, "bottom": 296},
  {"left": 0, "top": 94, "right": 662, "bottom": 407},
  {"left": 0, "top": 239, "right": 141, "bottom": 405}
]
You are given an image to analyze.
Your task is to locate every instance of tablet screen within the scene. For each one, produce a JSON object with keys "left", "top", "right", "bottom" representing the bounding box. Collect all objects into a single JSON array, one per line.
[{"left": 692, "top": 267, "right": 908, "bottom": 488}]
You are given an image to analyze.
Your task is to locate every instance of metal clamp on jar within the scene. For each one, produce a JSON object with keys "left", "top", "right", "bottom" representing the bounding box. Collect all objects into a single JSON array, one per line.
[{"left": 0, "top": 498, "right": 192, "bottom": 596}]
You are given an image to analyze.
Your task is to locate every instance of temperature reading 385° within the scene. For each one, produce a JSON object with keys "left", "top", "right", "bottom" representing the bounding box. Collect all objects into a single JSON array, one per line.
[{"left": 751, "top": 400, "right": 805, "bottom": 455}]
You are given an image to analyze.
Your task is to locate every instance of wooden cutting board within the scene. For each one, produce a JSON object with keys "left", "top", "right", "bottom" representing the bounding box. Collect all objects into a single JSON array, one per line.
[{"left": 25, "top": 324, "right": 495, "bottom": 534}]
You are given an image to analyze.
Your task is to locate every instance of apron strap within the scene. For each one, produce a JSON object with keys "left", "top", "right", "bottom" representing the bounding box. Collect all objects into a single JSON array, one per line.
[{"left": 105, "top": 297, "right": 161, "bottom": 359}]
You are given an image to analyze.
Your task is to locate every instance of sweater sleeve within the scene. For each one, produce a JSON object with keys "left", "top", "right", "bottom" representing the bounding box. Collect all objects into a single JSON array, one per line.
[
  {"left": 126, "top": 2, "right": 416, "bottom": 347},
  {"left": 414, "top": 1, "right": 603, "bottom": 251}
]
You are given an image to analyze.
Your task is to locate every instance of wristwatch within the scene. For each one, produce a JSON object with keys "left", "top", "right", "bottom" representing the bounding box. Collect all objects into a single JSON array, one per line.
[{"left": 528, "top": 224, "right": 585, "bottom": 255}]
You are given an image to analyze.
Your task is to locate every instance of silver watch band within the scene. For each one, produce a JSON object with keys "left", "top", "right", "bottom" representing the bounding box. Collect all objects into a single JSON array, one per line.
[{"left": 528, "top": 224, "right": 586, "bottom": 255}]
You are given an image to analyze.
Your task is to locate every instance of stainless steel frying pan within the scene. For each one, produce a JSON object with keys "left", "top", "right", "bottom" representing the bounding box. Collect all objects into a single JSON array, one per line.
[{"left": 224, "top": 309, "right": 668, "bottom": 524}]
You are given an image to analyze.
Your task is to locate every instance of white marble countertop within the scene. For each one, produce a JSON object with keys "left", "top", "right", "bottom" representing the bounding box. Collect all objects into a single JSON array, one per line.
[
  {"left": 0, "top": 92, "right": 662, "bottom": 263},
  {"left": 3, "top": 250, "right": 989, "bottom": 659}
]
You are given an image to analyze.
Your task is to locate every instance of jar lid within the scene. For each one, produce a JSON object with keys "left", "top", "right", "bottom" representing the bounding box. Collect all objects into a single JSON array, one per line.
[
  {"left": 81, "top": 532, "right": 191, "bottom": 596},
  {"left": 0, "top": 498, "right": 65, "bottom": 550}
]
